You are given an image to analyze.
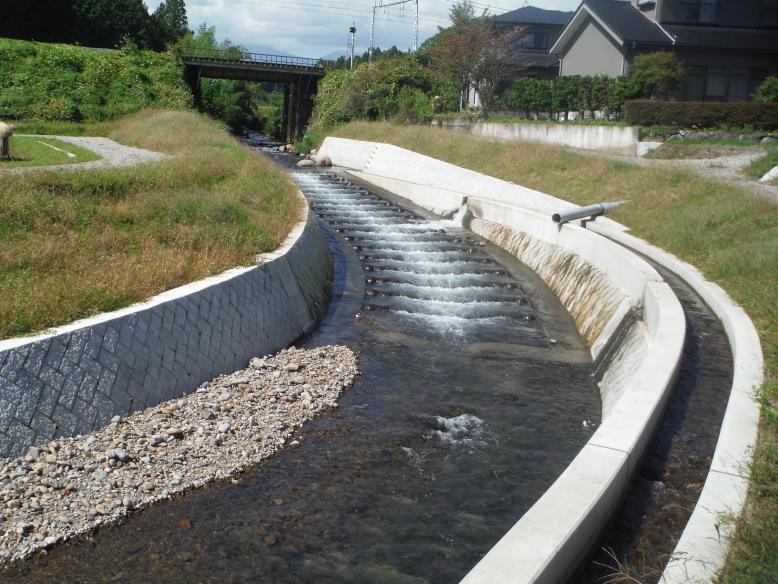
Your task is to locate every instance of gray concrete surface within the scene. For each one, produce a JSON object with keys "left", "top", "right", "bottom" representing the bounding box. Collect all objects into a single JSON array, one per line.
[{"left": 0, "top": 208, "right": 332, "bottom": 457}]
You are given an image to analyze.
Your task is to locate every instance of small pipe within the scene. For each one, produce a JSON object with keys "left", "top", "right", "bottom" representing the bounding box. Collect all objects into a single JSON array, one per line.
[{"left": 551, "top": 200, "right": 628, "bottom": 224}]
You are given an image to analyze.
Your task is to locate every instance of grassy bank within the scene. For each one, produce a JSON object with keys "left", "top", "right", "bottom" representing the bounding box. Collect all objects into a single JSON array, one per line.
[
  {"left": 744, "top": 151, "right": 778, "bottom": 184},
  {"left": 328, "top": 122, "right": 777, "bottom": 582},
  {"left": 0, "top": 109, "right": 300, "bottom": 339},
  {"left": 0, "top": 38, "right": 192, "bottom": 121},
  {"left": 0, "top": 136, "right": 99, "bottom": 168}
]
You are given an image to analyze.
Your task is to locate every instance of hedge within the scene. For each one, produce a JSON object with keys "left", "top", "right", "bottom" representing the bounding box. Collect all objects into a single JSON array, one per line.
[{"left": 624, "top": 100, "right": 778, "bottom": 130}]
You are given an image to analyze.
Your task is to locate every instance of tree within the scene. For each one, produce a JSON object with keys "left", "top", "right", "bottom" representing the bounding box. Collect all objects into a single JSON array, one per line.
[
  {"left": 152, "top": 0, "right": 189, "bottom": 47},
  {"left": 429, "top": 2, "right": 523, "bottom": 112},
  {"left": 630, "top": 51, "right": 685, "bottom": 100},
  {"left": 73, "top": 0, "right": 153, "bottom": 48},
  {"left": 754, "top": 77, "right": 778, "bottom": 103}
]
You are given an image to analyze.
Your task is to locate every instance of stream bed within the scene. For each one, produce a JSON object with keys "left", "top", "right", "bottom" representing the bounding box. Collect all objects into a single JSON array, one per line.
[{"left": 1, "top": 168, "right": 601, "bottom": 583}]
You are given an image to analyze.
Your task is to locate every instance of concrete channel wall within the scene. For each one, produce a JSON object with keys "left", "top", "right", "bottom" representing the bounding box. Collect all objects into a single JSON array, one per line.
[
  {"left": 438, "top": 119, "right": 640, "bottom": 155},
  {"left": 0, "top": 200, "right": 332, "bottom": 458},
  {"left": 318, "top": 137, "right": 688, "bottom": 582}
]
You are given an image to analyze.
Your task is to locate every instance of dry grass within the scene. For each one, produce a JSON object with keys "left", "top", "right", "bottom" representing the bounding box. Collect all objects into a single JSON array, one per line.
[
  {"left": 0, "top": 110, "right": 300, "bottom": 339},
  {"left": 331, "top": 122, "right": 778, "bottom": 583}
]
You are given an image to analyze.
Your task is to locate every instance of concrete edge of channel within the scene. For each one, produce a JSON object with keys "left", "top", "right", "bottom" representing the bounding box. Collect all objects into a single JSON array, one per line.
[
  {"left": 589, "top": 223, "right": 764, "bottom": 584},
  {"left": 317, "top": 136, "right": 689, "bottom": 583}
]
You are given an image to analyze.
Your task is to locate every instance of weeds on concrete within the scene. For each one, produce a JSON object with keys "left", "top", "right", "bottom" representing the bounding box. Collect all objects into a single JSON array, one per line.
[{"left": 0, "top": 110, "right": 300, "bottom": 339}]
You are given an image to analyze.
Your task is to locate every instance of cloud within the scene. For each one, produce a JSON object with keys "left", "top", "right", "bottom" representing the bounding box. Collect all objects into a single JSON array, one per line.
[{"left": 147, "top": 0, "right": 582, "bottom": 58}]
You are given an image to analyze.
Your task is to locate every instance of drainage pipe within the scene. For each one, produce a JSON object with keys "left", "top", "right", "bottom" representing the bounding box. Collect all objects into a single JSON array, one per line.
[{"left": 551, "top": 201, "right": 627, "bottom": 225}]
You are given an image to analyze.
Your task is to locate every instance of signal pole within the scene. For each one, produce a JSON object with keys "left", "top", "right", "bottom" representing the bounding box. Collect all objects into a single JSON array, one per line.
[{"left": 349, "top": 23, "right": 357, "bottom": 69}]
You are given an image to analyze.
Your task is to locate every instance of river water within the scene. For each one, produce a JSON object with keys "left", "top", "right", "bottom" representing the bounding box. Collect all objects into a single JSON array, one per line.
[{"left": 2, "top": 161, "right": 601, "bottom": 583}]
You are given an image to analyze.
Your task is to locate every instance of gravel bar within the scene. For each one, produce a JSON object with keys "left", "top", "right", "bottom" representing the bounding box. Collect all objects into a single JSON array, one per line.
[{"left": 0, "top": 345, "right": 358, "bottom": 563}]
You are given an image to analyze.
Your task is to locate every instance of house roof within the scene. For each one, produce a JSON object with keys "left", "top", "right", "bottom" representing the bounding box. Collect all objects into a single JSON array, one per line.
[
  {"left": 494, "top": 5, "right": 573, "bottom": 26},
  {"left": 582, "top": 0, "right": 671, "bottom": 44},
  {"left": 665, "top": 24, "right": 778, "bottom": 51}
]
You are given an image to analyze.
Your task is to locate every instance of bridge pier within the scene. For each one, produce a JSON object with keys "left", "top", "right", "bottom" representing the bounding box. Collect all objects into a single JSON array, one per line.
[{"left": 184, "top": 65, "right": 202, "bottom": 108}]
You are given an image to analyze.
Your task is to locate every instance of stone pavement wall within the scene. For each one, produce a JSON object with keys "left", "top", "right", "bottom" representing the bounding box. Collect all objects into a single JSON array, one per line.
[{"left": 0, "top": 208, "right": 331, "bottom": 457}]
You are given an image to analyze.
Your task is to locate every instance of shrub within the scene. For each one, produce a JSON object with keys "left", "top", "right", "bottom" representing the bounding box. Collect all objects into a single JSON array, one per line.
[
  {"left": 630, "top": 51, "right": 685, "bottom": 99},
  {"left": 624, "top": 99, "right": 778, "bottom": 129},
  {"left": 0, "top": 39, "right": 192, "bottom": 121},
  {"left": 395, "top": 86, "right": 433, "bottom": 123},
  {"left": 755, "top": 77, "right": 778, "bottom": 103}
]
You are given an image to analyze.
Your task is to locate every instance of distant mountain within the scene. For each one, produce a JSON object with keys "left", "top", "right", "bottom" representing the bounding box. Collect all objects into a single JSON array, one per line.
[
  {"left": 321, "top": 49, "right": 347, "bottom": 60},
  {"left": 244, "top": 43, "right": 300, "bottom": 57}
]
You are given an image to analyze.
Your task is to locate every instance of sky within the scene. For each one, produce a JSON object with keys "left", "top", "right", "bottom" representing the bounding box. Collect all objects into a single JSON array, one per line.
[{"left": 146, "top": 0, "right": 582, "bottom": 58}]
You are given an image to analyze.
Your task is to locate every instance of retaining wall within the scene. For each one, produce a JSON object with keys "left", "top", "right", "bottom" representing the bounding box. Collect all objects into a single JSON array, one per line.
[
  {"left": 0, "top": 201, "right": 332, "bottom": 458},
  {"left": 438, "top": 119, "right": 640, "bottom": 155},
  {"left": 318, "top": 136, "right": 687, "bottom": 582}
]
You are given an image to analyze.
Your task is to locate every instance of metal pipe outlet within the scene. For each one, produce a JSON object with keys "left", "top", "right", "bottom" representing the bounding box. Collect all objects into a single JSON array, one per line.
[{"left": 552, "top": 200, "right": 628, "bottom": 225}]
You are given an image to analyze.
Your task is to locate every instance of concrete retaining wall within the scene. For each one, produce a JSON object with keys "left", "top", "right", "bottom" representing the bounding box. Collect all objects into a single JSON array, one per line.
[
  {"left": 318, "top": 136, "right": 687, "bottom": 582},
  {"left": 438, "top": 120, "right": 640, "bottom": 155},
  {"left": 0, "top": 201, "right": 332, "bottom": 458}
]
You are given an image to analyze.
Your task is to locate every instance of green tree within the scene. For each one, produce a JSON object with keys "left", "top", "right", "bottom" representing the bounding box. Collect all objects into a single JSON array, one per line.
[
  {"left": 151, "top": 0, "right": 189, "bottom": 48},
  {"left": 754, "top": 77, "right": 778, "bottom": 103},
  {"left": 630, "top": 51, "right": 685, "bottom": 100},
  {"left": 73, "top": 0, "right": 153, "bottom": 48}
]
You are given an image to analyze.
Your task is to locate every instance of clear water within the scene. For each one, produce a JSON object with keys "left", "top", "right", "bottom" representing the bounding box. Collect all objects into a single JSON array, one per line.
[{"left": 3, "top": 170, "right": 601, "bottom": 584}]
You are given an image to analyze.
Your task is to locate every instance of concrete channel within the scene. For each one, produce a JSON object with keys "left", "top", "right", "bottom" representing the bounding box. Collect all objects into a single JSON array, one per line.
[{"left": 0, "top": 136, "right": 762, "bottom": 583}]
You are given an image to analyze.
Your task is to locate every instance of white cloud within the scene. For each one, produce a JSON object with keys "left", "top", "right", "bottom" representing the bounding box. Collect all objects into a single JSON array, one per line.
[{"left": 148, "top": 0, "right": 582, "bottom": 58}]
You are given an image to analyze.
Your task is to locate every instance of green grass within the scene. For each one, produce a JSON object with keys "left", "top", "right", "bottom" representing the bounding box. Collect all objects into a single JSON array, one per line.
[
  {"left": 0, "top": 109, "right": 300, "bottom": 339},
  {"left": 11, "top": 119, "right": 120, "bottom": 137},
  {"left": 743, "top": 151, "right": 778, "bottom": 183},
  {"left": 0, "top": 136, "right": 100, "bottom": 167},
  {"left": 326, "top": 121, "right": 778, "bottom": 583}
]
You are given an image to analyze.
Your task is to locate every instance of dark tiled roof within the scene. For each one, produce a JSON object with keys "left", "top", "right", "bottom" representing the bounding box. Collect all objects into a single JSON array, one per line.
[
  {"left": 509, "top": 51, "right": 559, "bottom": 68},
  {"left": 495, "top": 5, "right": 573, "bottom": 26},
  {"left": 665, "top": 25, "right": 778, "bottom": 51},
  {"left": 583, "top": 0, "right": 672, "bottom": 45}
]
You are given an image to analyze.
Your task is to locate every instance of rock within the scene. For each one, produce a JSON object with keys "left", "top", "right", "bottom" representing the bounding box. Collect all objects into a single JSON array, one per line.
[
  {"left": 250, "top": 358, "right": 267, "bottom": 369},
  {"left": 315, "top": 155, "right": 332, "bottom": 168},
  {"left": 23, "top": 447, "right": 40, "bottom": 462},
  {"left": 296, "top": 159, "right": 315, "bottom": 167},
  {"left": 165, "top": 428, "right": 184, "bottom": 439},
  {"left": 291, "top": 376, "right": 306, "bottom": 385},
  {"left": 107, "top": 448, "right": 130, "bottom": 462},
  {"left": 178, "top": 519, "right": 192, "bottom": 529},
  {"left": 217, "top": 423, "right": 231, "bottom": 434},
  {"left": 142, "top": 481, "right": 155, "bottom": 492},
  {"left": 762, "top": 136, "right": 778, "bottom": 143},
  {"left": 44, "top": 536, "right": 57, "bottom": 546},
  {"left": 264, "top": 534, "right": 277, "bottom": 546},
  {"left": 110, "top": 415, "right": 122, "bottom": 424},
  {"left": 284, "top": 363, "right": 301, "bottom": 372}
]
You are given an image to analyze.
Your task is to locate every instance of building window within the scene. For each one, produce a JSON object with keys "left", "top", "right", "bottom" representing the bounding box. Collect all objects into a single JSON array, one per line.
[
  {"left": 682, "top": 0, "right": 718, "bottom": 23},
  {"left": 762, "top": 0, "right": 778, "bottom": 27},
  {"left": 520, "top": 32, "right": 548, "bottom": 50}
]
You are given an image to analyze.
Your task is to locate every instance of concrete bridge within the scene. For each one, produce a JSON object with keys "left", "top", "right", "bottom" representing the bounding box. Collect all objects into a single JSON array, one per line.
[{"left": 182, "top": 49, "right": 329, "bottom": 143}]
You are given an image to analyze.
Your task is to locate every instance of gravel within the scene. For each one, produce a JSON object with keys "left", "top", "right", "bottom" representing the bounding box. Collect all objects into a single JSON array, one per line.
[
  {"left": 3, "top": 136, "right": 169, "bottom": 175},
  {"left": 0, "top": 345, "right": 358, "bottom": 563}
]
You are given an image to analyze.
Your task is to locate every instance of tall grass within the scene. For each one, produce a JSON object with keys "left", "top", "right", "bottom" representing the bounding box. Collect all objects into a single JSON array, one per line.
[
  {"left": 331, "top": 122, "right": 778, "bottom": 583},
  {"left": 0, "top": 110, "right": 300, "bottom": 339}
]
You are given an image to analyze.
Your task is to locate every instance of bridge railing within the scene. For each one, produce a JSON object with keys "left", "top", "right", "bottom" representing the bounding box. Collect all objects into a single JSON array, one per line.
[{"left": 183, "top": 48, "right": 329, "bottom": 70}]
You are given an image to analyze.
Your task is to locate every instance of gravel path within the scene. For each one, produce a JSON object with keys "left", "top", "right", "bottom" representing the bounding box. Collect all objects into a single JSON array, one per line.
[
  {"left": 605, "top": 148, "right": 778, "bottom": 204},
  {"left": 0, "top": 345, "right": 358, "bottom": 563},
  {"left": 1, "top": 136, "right": 169, "bottom": 175}
]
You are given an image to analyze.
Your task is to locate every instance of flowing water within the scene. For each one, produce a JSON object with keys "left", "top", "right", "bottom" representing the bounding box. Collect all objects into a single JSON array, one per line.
[{"left": 3, "top": 168, "right": 602, "bottom": 583}]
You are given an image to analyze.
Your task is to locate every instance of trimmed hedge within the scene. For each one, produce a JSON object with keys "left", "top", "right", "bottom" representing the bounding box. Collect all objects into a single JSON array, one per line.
[{"left": 624, "top": 99, "right": 778, "bottom": 130}]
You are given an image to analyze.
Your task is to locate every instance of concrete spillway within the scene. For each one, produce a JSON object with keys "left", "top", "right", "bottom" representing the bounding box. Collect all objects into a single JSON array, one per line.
[{"left": 3, "top": 167, "right": 601, "bottom": 583}]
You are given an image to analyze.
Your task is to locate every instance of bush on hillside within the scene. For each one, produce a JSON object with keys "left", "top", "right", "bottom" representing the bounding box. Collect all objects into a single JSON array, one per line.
[
  {"left": 755, "top": 77, "right": 778, "bottom": 103},
  {"left": 0, "top": 39, "right": 192, "bottom": 121},
  {"left": 395, "top": 87, "right": 434, "bottom": 123},
  {"left": 624, "top": 99, "right": 778, "bottom": 129}
]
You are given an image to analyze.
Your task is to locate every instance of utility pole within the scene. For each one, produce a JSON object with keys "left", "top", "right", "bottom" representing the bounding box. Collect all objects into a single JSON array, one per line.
[
  {"left": 413, "top": 0, "right": 419, "bottom": 52},
  {"left": 369, "top": 0, "right": 418, "bottom": 65},
  {"left": 349, "top": 22, "right": 357, "bottom": 69}
]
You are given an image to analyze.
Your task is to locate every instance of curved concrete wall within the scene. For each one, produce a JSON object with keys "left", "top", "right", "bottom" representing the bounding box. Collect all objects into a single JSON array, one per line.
[
  {"left": 0, "top": 198, "right": 332, "bottom": 457},
  {"left": 587, "top": 223, "right": 763, "bottom": 584},
  {"left": 318, "top": 136, "right": 687, "bottom": 582}
]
